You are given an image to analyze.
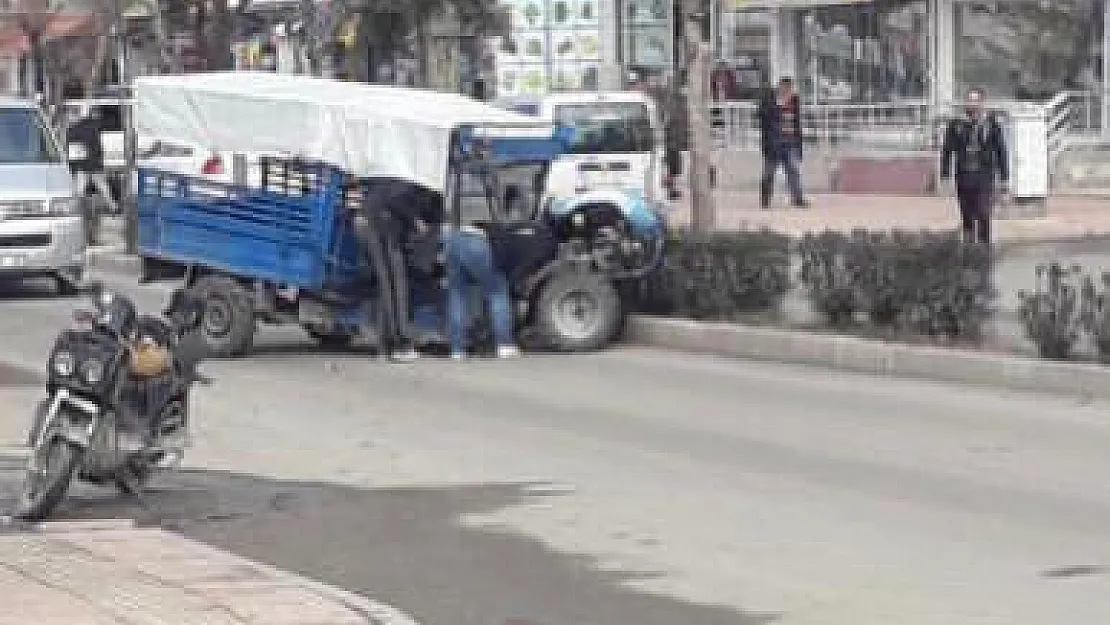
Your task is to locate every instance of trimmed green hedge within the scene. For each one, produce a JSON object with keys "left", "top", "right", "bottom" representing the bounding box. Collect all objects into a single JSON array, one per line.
[
  {"left": 633, "top": 229, "right": 793, "bottom": 320},
  {"left": 630, "top": 229, "right": 995, "bottom": 342},
  {"left": 798, "top": 230, "right": 994, "bottom": 341},
  {"left": 1018, "top": 263, "right": 1110, "bottom": 362}
]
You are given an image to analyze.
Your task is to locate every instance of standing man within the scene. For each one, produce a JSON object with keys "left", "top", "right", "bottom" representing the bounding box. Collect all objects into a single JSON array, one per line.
[
  {"left": 66, "top": 106, "right": 117, "bottom": 245},
  {"left": 757, "top": 77, "right": 808, "bottom": 209},
  {"left": 940, "top": 87, "right": 1009, "bottom": 245}
]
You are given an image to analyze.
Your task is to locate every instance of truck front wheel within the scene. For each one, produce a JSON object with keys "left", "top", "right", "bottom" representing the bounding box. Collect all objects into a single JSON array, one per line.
[{"left": 535, "top": 272, "right": 621, "bottom": 352}]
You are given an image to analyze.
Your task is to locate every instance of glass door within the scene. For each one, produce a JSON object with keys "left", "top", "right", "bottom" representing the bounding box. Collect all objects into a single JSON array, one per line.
[{"left": 796, "top": 0, "right": 930, "bottom": 104}]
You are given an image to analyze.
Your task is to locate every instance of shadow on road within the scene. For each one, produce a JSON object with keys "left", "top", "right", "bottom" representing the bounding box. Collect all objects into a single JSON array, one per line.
[
  {"left": 0, "top": 361, "right": 42, "bottom": 388},
  {"left": 0, "top": 457, "right": 778, "bottom": 625}
]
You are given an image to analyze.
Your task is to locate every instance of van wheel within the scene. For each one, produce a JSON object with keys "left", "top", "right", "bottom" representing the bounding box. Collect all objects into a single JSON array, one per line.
[
  {"left": 535, "top": 272, "right": 621, "bottom": 352},
  {"left": 193, "top": 275, "right": 255, "bottom": 358}
]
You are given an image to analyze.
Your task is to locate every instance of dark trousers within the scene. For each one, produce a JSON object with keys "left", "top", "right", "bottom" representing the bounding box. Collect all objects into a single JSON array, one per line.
[
  {"left": 956, "top": 179, "right": 994, "bottom": 244},
  {"left": 357, "top": 209, "right": 412, "bottom": 352},
  {"left": 760, "top": 144, "right": 804, "bottom": 206}
]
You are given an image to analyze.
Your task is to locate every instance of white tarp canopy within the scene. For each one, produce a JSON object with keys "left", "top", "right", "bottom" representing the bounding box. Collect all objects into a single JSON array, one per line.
[{"left": 133, "top": 72, "right": 551, "bottom": 193}]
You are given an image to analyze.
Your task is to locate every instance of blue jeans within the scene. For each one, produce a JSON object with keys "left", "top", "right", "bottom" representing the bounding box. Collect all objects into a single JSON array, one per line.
[
  {"left": 445, "top": 230, "right": 515, "bottom": 353},
  {"left": 760, "top": 143, "right": 805, "bottom": 206}
]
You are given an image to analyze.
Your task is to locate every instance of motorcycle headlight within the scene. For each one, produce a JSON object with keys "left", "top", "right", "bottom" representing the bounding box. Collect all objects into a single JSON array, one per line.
[
  {"left": 51, "top": 350, "right": 75, "bottom": 377},
  {"left": 80, "top": 358, "right": 105, "bottom": 385}
]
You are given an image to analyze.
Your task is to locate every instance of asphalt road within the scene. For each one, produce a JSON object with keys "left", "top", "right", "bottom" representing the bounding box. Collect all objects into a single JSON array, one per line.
[{"left": 1, "top": 272, "right": 1110, "bottom": 625}]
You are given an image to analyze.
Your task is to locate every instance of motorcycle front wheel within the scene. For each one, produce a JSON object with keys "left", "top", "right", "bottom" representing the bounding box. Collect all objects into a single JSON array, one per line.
[{"left": 15, "top": 439, "right": 82, "bottom": 521}]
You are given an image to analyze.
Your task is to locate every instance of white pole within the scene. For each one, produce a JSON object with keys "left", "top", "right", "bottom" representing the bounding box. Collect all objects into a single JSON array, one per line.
[{"left": 1102, "top": 0, "right": 1109, "bottom": 136}]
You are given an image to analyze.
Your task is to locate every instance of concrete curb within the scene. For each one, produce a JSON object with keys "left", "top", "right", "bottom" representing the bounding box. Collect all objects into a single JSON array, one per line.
[
  {"left": 626, "top": 315, "right": 1110, "bottom": 400},
  {"left": 86, "top": 247, "right": 1110, "bottom": 400}
]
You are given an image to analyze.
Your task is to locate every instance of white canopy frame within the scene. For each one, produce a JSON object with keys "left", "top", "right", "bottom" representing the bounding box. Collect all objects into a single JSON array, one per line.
[{"left": 133, "top": 72, "right": 554, "bottom": 194}]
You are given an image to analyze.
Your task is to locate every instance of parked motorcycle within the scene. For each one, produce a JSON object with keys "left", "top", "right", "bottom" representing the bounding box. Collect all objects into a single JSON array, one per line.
[{"left": 14, "top": 283, "right": 208, "bottom": 521}]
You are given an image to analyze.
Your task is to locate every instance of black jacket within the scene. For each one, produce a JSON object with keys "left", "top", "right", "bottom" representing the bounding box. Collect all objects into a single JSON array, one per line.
[
  {"left": 940, "top": 113, "right": 1009, "bottom": 184},
  {"left": 484, "top": 220, "right": 558, "bottom": 286},
  {"left": 366, "top": 179, "right": 445, "bottom": 276},
  {"left": 66, "top": 117, "right": 103, "bottom": 173},
  {"left": 756, "top": 90, "right": 803, "bottom": 157}
]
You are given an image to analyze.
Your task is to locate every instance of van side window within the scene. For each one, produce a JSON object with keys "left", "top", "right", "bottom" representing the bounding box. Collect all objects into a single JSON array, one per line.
[
  {"left": 0, "top": 109, "right": 61, "bottom": 163},
  {"left": 554, "top": 102, "right": 656, "bottom": 154}
]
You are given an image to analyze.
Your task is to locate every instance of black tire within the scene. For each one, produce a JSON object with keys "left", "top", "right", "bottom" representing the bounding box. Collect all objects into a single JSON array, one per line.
[
  {"left": 193, "top": 275, "right": 256, "bottom": 358},
  {"left": 304, "top": 325, "right": 355, "bottom": 349},
  {"left": 15, "top": 438, "right": 82, "bottom": 522},
  {"left": 26, "top": 399, "right": 50, "bottom": 448},
  {"left": 535, "top": 271, "right": 622, "bottom": 352}
]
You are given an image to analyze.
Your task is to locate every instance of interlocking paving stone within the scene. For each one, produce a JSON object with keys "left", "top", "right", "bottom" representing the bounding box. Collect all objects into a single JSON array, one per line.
[{"left": 0, "top": 524, "right": 378, "bottom": 625}]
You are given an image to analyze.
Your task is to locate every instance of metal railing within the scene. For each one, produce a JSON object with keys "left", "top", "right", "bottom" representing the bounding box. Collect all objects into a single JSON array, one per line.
[
  {"left": 1061, "top": 90, "right": 1102, "bottom": 135},
  {"left": 1043, "top": 92, "right": 1077, "bottom": 162},
  {"left": 710, "top": 93, "right": 1102, "bottom": 157},
  {"left": 710, "top": 100, "right": 934, "bottom": 152}
]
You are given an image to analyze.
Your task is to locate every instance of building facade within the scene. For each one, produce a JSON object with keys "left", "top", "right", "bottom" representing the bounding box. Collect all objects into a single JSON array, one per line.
[
  {"left": 492, "top": 0, "right": 680, "bottom": 97},
  {"left": 717, "top": 1, "right": 1104, "bottom": 116},
  {"left": 492, "top": 0, "right": 1105, "bottom": 128}
]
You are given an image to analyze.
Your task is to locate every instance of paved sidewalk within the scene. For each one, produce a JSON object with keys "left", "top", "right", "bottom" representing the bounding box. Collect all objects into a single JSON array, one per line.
[
  {"left": 0, "top": 519, "right": 415, "bottom": 625},
  {"left": 668, "top": 193, "right": 1110, "bottom": 242}
]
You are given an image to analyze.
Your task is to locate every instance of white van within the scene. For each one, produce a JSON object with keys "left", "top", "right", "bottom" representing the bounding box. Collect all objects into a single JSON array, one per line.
[
  {"left": 537, "top": 91, "right": 669, "bottom": 205},
  {"left": 0, "top": 99, "right": 86, "bottom": 294}
]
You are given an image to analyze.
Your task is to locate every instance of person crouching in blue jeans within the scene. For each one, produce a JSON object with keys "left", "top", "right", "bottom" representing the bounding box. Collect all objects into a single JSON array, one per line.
[{"left": 445, "top": 225, "right": 521, "bottom": 360}]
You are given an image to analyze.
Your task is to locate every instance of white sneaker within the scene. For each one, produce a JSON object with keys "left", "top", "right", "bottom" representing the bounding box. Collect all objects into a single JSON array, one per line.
[
  {"left": 450, "top": 352, "right": 466, "bottom": 361},
  {"left": 497, "top": 344, "right": 521, "bottom": 359}
]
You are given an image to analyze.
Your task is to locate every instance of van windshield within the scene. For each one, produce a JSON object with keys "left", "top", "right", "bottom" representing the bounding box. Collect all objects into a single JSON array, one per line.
[
  {"left": 0, "top": 108, "right": 61, "bottom": 164},
  {"left": 455, "top": 162, "right": 548, "bottom": 223},
  {"left": 553, "top": 102, "right": 655, "bottom": 155}
]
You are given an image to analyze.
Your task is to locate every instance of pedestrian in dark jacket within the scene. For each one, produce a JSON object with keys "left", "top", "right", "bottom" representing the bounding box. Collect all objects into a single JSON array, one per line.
[
  {"left": 940, "top": 87, "right": 1009, "bottom": 245},
  {"left": 362, "top": 179, "right": 443, "bottom": 362},
  {"left": 757, "top": 77, "right": 808, "bottom": 208}
]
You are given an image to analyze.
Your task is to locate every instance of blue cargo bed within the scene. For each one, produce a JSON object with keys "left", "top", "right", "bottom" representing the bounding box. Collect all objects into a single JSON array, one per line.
[{"left": 137, "top": 167, "right": 364, "bottom": 290}]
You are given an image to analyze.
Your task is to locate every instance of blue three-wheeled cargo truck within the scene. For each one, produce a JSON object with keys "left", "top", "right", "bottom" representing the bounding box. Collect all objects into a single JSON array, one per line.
[{"left": 132, "top": 73, "right": 665, "bottom": 357}]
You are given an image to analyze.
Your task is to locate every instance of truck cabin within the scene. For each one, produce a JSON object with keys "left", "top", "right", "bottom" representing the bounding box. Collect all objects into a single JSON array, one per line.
[{"left": 444, "top": 124, "right": 573, "bottom": 227}]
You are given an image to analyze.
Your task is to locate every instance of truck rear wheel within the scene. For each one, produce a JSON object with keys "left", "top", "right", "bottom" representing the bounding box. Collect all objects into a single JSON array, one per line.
[
  {"left": 535, "top": 272, "right": 621, "bottom": 352},
  {"left": 193, "top": 275, "right": 256, "bottom": 358}
]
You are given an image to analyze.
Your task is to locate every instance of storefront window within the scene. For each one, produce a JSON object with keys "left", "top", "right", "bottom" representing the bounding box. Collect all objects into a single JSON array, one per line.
[
  {"left": 495, "top": 0, "right": 603, "bottom": 96},
  {"left": 796, "top": 1, "right": 929, "bottom": 104},
  {"left": 621, "top": 0, "right": 675, "bottom": 73},
  {"left": 955, "top": 0, "right": 1104, "bottom": 101},
  {"left": 716, "top": 9, "right": 772, "bottom": 101}
]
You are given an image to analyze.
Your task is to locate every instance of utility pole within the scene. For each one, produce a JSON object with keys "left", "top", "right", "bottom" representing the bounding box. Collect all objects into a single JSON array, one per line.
[
  {"left": 112, "top": 4, "right": 138, "bottom": 255},
  {"left": 684, "top": 0, "right": 715, "bottom": 233}
]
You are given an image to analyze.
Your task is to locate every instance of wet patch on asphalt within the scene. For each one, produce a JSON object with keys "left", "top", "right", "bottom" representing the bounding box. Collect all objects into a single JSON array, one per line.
[{"left": 0, "top": 457, "right": 779, "bottom": 625}]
